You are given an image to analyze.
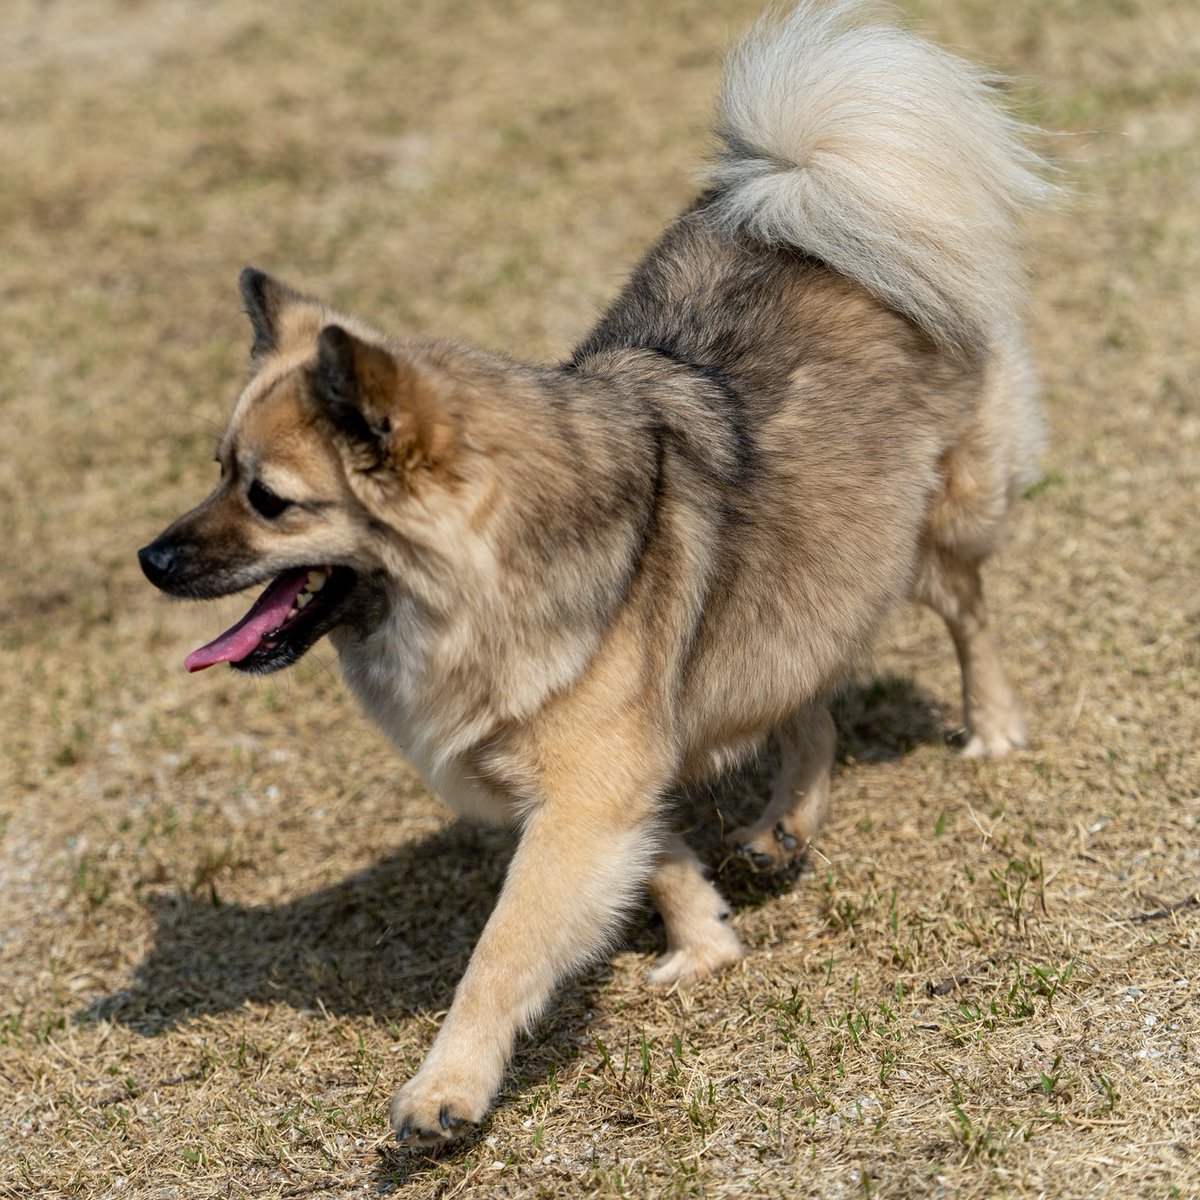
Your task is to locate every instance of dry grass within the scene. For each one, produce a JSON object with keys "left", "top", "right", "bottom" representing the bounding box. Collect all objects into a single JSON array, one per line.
[{"left": 2, "top": 0, "right": 1198, "bottom": 1196}]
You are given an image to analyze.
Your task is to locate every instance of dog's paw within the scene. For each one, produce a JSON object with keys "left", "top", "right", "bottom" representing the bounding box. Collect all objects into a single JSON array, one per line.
[
  {"left": 960, "top": 730, "right": 1024, "bottom": 759},
  {"left": 959, "top": 713, "right": 1028, "bottom": 759},
  {"left": 957, "top": 691, "right": 1028, "bottom": 759},
  {"left": 647, "top": 920, "right": 744, "bottom": 987},
  {"left": 390, "top": 1072, "right": 488, "bottom": 1148},
  {"left": 727, "top": 820, "right": 804, "bottom": 871}
]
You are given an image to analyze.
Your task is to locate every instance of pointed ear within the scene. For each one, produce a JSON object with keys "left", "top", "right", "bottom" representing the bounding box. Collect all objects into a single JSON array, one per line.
[
  {"left": 238, "top": 266, "right": 305, "bottom": 358},
  {"left": 310, "top": 325, "right": 397, "bottom": 451},
  {"left": 309, "top": 325, "right": 456, "bottom": 475}
]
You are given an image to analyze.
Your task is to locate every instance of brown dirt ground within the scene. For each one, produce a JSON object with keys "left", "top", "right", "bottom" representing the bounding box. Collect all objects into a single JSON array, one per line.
[{"left": 2, "top": 0, "right": 1197, "bottom": 1196}]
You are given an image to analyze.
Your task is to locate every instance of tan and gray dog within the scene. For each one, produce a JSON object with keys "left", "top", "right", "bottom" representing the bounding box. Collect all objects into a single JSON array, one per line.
[{"left": 139, "top": 0, "right": 1051, "bottom": 1144}]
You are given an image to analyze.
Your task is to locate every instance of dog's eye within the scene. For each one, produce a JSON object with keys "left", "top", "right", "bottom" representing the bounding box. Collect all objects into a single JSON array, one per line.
[{"left": 248, "top": 480, "right": 292, "bottom": 519}]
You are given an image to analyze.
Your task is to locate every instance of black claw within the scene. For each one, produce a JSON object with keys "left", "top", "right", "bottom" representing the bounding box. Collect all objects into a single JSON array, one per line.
[
  {"left": 737, "top": 844, "right": 775, "bottom": 870},
  {"left": 437, "top": 1105, "right": 473, "bottom": 1133},
  {"left": 397, "top": 1117, "right": 440, "bottom": 1144},
  {"left": 773, "top": 823, "right": 798, "bottom": 852}
]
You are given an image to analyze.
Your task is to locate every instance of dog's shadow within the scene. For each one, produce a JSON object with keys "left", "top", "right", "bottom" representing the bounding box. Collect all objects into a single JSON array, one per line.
[
  {"left": 87, "top": 820, "right": 518, "bottom": 1033},
  {"left": 83, "top": 675, "right": 944, "bottom": 1178}
]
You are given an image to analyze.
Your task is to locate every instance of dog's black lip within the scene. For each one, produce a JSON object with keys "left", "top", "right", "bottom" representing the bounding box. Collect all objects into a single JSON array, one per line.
[
  {"left": 148, "top": 559, "right": 301, "bottom": 603},
  {"left": 229, "top": 565, "right": 358, "bottom": 675}
]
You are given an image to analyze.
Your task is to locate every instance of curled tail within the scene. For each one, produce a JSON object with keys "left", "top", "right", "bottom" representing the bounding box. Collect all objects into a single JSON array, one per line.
[{"left": 707, "top": 0, "right": 1055, "bottom": 357}]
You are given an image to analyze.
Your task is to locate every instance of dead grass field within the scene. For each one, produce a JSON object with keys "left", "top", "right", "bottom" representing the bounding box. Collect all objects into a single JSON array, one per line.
[{"left": 1, "top": 0, "right": 1198, "bottom": 1196}]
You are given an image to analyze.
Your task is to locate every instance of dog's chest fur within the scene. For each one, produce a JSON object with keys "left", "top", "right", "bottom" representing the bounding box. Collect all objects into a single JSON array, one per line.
[
  {"left": 333, "top": 616, "right": 509, "bottom": 823},
  {"left": 331, "top": 590, "right": 602, "bottom": 826}
]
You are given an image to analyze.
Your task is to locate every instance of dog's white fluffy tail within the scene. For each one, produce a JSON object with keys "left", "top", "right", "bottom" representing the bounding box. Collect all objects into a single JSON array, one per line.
[{"left": 708, "top": 0, "right": 1055, "bottom": 356}]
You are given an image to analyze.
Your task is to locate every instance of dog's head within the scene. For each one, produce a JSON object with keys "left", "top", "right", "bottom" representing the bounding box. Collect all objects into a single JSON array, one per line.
[{"left": 138, "top": 268, "right": 465, "bottom": 675}]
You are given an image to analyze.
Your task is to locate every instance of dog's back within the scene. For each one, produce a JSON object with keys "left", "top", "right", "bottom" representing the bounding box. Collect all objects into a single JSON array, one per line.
[{"left": 568, "top": 232, "right": 964, "bottom": 766}]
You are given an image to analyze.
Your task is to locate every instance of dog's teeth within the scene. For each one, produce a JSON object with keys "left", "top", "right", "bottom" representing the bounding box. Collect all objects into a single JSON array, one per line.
[
  {"left": 306, "top": 569, "right": 328, "bottom": 593},
  {"left": 295, "top": 593, "right": 313, "bottom": 610}
]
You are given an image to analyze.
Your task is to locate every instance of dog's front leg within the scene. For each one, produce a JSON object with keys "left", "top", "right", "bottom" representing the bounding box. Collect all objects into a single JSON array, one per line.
[{"left": 390, "top": 795, "right": 659, "bottom": 1145}]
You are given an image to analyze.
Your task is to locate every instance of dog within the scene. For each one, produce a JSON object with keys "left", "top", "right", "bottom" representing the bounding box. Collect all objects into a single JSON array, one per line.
[{"left": 138, "top": 0, "right": 1051, "bottom": 1144}]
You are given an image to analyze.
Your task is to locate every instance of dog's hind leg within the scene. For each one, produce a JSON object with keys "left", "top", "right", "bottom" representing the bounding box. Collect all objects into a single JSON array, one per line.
[
  {"left": 726, "top": 702, "right": 836, "bottom": 871},
  {"left": 918, "top": 551, "right": 1027, "bottom": 758},
  {"left": 916, "top": 335, "right": 1038, "bottom": 758},
  {"left": 647, "top": 834, "right": 744, "bottom": 986}
]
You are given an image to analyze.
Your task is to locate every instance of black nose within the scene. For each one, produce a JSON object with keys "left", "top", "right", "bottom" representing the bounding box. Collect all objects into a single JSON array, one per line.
[{"left": 138, "top": 539, "right": 179, "bottom": 588}]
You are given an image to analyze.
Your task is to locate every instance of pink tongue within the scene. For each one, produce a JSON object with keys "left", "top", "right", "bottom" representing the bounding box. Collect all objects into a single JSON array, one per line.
[{"left": 184, "top": 569, "right": 310, "bottom": 672}]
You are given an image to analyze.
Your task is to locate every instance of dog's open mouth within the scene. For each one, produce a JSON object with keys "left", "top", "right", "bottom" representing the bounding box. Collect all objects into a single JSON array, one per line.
[{"left": 185, "top": 565, "right": 356, "bottom": 675}]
